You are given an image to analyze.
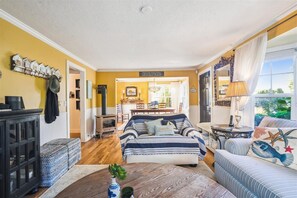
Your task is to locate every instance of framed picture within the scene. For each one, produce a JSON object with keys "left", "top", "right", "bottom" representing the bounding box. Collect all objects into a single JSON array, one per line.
[{"left": 126, "top": 86, "right": 137, "bottom": 97}]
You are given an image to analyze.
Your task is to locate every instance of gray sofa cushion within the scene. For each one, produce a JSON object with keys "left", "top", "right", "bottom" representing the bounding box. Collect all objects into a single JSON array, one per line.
[{"left": 215, "top": 150, "right": 297, "bottom": 198}]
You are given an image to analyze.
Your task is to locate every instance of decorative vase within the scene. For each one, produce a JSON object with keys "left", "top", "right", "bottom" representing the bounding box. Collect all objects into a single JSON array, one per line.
[{"left": 108, "top": 177, "right": 120, "bottom": 198}]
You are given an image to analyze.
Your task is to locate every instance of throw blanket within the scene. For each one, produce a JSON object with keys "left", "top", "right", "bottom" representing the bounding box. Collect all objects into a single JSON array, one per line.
[
  {"left": 120, "top": 114, "right": 207, "bottom": 160},
  {"left": 124, "top": 135, "right": 201, "bottom": 157}
]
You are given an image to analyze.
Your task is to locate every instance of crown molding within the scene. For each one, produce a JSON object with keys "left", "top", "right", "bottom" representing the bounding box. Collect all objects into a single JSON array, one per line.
[
  {"left": 198, "top": 3, "right": 297, "bottom": 69},
  {"left": 0, "top": 9, "right": 97, "bottom": 71}
]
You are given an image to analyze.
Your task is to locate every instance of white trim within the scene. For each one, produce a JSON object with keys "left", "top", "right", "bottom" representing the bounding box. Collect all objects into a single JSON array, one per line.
[
  {"left": 0, "top": 9, "right": 97, "bottom": 71},
  {"left": 198, "top": 3, "right": 297, "bottom": 68},
  {"left": 292, "top": 49, "right": 297, "bottom": 120},
  {"left": 267, "top": 42, "right": 297, "bottom": 53},
  {"left": 66, "top": 60, "right": 87, "bottom": 142},
  {"left": 254, "top": 93, "right": 294, "bottom": 98}
]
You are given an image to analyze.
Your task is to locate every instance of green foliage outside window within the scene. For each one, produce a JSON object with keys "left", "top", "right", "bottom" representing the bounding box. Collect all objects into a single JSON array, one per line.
[{"left": 255, "top": 97, "right": 291, "bottom": 125}]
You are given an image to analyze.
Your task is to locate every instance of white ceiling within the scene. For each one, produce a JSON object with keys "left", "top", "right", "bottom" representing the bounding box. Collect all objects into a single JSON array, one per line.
[{"left": 1, "top": 0, "right": 297, "bottom": 70}]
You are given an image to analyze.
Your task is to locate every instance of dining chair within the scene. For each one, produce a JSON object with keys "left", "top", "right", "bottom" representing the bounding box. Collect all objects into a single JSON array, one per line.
[{"left": 116, "top": 104, "right": 129, "bottom": 123}]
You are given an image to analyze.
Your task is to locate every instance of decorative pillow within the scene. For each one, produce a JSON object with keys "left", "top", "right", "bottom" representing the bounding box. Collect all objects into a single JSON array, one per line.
[
  {"left": 161, "top": 120, "right": 177, "bottom": 128},
  {"left": 161, "top": 120, "right": 179, "bottom": 134},
  {"left": 144, "top": 118, "right": 163, "bottom": 135},
  {"left": 249, "top": 127, "right": 297, "bottom": 170},
  {"left": 154, "top": 125, "right": 175, "bottom": 136}
]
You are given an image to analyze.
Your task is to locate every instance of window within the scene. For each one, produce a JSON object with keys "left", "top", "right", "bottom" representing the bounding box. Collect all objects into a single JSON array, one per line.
[
  {"left": 150, "top": 84, "right": 172, "bottom": 107},
  {"left": 254, "top": 48, "right": 297, "bottom": 125}
]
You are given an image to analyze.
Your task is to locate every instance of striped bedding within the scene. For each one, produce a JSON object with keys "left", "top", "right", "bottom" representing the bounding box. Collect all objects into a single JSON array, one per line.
[
  {"left": 124, "top": 135, "right": 200, "bottom": 157},
  {"left": 120, "top": 114, "right": 206, "bottom": 160}
]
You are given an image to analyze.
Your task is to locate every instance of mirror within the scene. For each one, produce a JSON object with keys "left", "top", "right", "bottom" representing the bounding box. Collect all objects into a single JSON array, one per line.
[{"left": 214, "top": 56, "right": 234, "bottom": 106}]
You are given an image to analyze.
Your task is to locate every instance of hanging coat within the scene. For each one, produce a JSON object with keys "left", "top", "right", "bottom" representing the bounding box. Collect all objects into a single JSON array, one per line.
[{"left": 45, "top": 88, "right": 59, "bottom": 123}]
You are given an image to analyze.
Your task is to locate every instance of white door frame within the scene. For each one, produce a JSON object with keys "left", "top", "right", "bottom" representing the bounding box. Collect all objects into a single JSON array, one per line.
[{"left": 66, "top": 60, "right": 87, "bottom": 142}]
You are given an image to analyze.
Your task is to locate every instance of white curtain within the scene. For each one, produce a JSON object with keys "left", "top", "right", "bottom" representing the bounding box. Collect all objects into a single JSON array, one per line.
[
  {"left": 170, "top": 82, "right": 180, "bottom": 111},
  {"left": 231, "top": 33, "right": 268, "bottom": 127}
]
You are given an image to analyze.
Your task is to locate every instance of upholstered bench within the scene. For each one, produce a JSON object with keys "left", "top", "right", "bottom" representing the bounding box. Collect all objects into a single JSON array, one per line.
[
  {"left": 40, "top": 144, "right": 68, "bottom": 187},
  {"left": 44, "top": 138, "right": 81, "bottom": 169}
]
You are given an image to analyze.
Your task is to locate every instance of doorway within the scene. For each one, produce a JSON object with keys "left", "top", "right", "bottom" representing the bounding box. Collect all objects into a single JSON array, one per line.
[
  {"left": 199, "top": 70, "right": 211, "bottom": 122},
  {"left": 66, "top": 61, "right": 87, "bottom": 142},
  {"left": 115, "top": 77, "right": 190, "bottom": 126}
]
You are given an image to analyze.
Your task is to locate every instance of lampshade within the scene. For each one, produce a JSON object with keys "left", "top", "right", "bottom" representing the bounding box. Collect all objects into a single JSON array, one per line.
[{"left": 226, "top": 81, "right": 249, "bottom": 97}]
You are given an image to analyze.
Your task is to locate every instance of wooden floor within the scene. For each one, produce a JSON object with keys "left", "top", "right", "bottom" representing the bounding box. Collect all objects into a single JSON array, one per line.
[{"left": 78, "top": 132, "right": 124, "bottom": 165}]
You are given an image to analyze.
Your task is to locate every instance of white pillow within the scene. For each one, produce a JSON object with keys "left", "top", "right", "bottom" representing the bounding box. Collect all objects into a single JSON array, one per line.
[{"left": 144, "top": 118, "right": 163, "bottom": 135}]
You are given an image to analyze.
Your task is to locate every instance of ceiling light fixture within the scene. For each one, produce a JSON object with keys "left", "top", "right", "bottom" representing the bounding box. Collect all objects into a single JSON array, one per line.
[
  {"left": 140, "top": 6, "right": 153, "bottom": 14},
  {"left": 149, "top": 78, "right": 161, "bottom": 93}
]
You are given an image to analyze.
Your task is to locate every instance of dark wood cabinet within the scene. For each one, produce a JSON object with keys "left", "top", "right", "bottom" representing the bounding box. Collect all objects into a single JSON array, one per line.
[{"left": 0, "top": 109, "right": 42, "bottom": 198}]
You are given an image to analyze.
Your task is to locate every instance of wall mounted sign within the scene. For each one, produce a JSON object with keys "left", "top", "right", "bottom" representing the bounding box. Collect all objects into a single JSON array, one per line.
[
  {"left": 139, "top": 71, "right": 164, "bottom": 77},
  {"left": 190, "top": 87, "right": 197, "bottom": 93},
  {"left": 10, "top": 54, "right": 62, "bottom": 81}
]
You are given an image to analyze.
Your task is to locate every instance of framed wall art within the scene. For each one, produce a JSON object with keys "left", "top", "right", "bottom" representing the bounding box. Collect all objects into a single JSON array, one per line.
[{"left": 125, "top": 86, "right": 137, "bottom": 97}]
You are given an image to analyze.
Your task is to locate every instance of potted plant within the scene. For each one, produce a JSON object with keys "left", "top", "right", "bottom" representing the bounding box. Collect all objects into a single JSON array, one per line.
[{"left": 108, "top": 164, "right": 127, "bottom": 198}]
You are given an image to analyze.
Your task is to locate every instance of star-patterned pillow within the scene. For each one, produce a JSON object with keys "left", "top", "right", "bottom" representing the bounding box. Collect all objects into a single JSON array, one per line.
[{"left": 249, "top": 127, "right": 297, "bottom": 170}]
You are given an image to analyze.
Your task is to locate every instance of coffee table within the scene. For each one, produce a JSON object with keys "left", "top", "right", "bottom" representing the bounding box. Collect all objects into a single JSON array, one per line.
[{"left": 57, "top": 163, "right": 234, "bottom": 198}]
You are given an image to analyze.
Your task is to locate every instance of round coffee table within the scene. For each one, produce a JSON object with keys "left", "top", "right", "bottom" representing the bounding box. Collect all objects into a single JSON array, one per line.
[{"left": 57, "top": 163, "right": 234, "bottom": 198}]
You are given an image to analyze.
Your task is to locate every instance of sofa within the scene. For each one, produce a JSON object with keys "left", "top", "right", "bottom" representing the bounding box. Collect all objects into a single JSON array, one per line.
[
  {"left": 119, "top": 114, "right": 206, "bottom": 165},
  {"left": 215, "top": 116, "right": 297, "bottom": 198}
]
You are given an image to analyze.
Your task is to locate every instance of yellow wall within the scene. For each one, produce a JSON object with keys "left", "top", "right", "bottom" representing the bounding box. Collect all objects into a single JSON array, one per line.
[
  {"left": 96, "top": 70, "right": 198, "bottom": 107},
  {"left": 116, "top": 82, "right": 149, "bottom": 104},
  {"left": 0, "top": 19, "right": 97, "bottom": 112}
]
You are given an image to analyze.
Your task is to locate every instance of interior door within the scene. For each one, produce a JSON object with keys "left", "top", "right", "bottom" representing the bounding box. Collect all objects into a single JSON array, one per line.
[{"left": 199, "top": 71, "right": 211, "bottom": 122}]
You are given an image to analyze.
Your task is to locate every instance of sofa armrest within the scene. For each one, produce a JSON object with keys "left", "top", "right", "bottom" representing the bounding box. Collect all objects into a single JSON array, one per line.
[
  {"left": 224, "top": 138, "right": 253, "bottom": 156},
  {"left": 119, "top": 127, "right": 138, "bottom": 152},
  {"left": 181, "top": 127, "right": 207, "bottom": 160}
]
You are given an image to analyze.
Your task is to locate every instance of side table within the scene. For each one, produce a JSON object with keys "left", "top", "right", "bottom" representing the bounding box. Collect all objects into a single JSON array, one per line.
[{"left": 211, "top": 124, "right": 254, "bottom": 149}]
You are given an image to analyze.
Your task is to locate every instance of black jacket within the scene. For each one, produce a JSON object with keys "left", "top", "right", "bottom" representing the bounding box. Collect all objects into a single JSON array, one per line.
[{"left": 45, "top": 88, "right": 59, "bottom": 123}]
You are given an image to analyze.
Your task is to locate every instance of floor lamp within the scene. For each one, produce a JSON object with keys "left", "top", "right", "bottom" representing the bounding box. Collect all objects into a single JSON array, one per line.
[{"left": 226, "top": 81, "right": 249, "bottom": 128}]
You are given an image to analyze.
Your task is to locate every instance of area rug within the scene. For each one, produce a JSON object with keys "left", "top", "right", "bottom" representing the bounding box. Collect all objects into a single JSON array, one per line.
[
  {"left": 40, "top": 165, "right": 108, "bottom": 198},
  {"left": 40, "top": 161, "right": 214, "bottom": 198},
  {"left": 117, "top": 121, "right": 128, "bottom": 131}
]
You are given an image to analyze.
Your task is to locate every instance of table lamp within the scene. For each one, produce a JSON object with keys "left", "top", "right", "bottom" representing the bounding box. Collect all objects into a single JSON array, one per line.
[{"left": 226, "top": 81, "right": 249, "bottom": 128}]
